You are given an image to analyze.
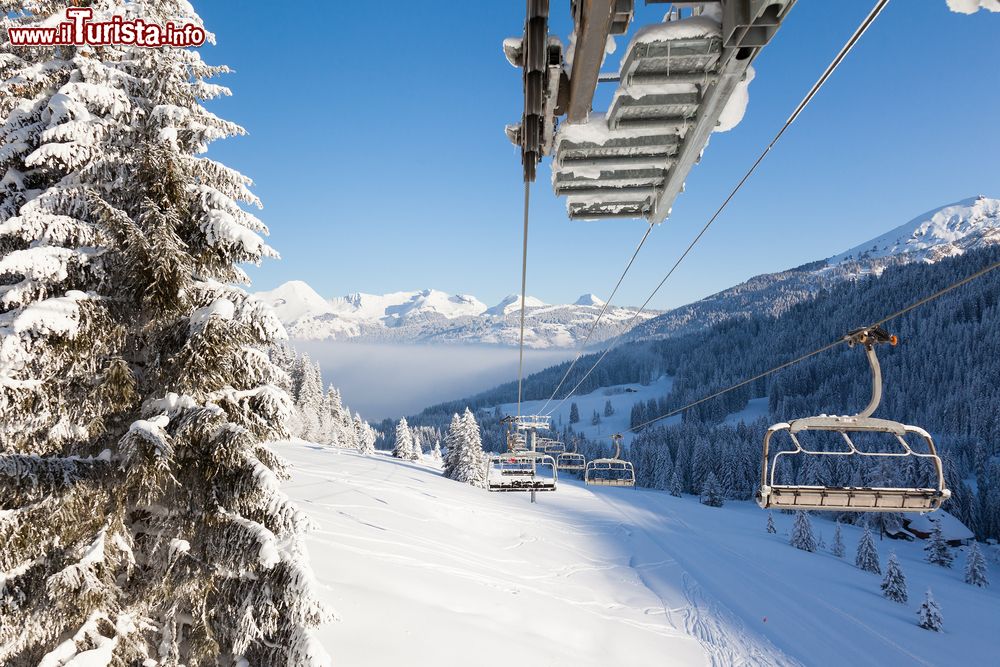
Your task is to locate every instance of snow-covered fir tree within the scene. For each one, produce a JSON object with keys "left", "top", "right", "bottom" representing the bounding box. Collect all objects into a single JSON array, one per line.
[
  {"left": 767, "top": 513, "right": 776, "bottom": 534},
  {"left": 699, "top": 471, "right": 724, "bottom": 507},
  {"left": 856, "top": 526, "right": 882, "bottom": 574},
  {"left": 604, "top": 399, "right": 614, "bottom": 417},
  {"left": 431, "top": 440, "right": 442, "bottom": 462},
  {"left": 832, "top": 522, "right": 845, "bottom": 558},
  {"left": 320, "top": 385, "right": 355, "bottom": 448},
  {"left": 392, "top": 417, "right": 417, "bottom": 460},
  {"left": 442, "top": 413, "right": 462, "bottom": 470},
  {"left": 0, "top": 2, "right": 330, "bottom": 663},
  {"left": 964, "top": 542, "right": 989, "bottom": 587},
  {"left": 789, "top": 511, "right": 817, "bottom": 553},
  {"left": 669, "top": 468, "right": 683, "bottom": 497},
  {"left": 569, "top": 402, "right": 580, "bottom": 424},
  {"left": 354, "top": 412, "right": 376, "bottom": 456},
  {"left": 924, "top": 519, "right": 954, "bottom": 568},
  {"left": 917, "top": 589, "right": 943, "bottom": 631},
  {"left": 816, "top": 531, "right": 826, "bottom": 551},
  {"left": 292, "top": 355, "right": 322, "bottom": 441},
  {"left": 881, "top": 552, "right": 908, "bottom": 603},
  {"left": 443, "top": 409, "right": 487, "bottom": 488}
]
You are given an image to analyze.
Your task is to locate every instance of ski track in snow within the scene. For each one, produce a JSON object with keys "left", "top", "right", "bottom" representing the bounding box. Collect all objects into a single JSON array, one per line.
[
  {"left": 594, "top": 491, "right": 798, "bottom": 667},
  {"left": 280, "top": 442, "right": 1000, "bottom": 666}
]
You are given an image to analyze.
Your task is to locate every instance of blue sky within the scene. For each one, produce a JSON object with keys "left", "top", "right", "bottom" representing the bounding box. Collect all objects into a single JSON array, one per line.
[{"left": 198, "top": 2, "right": 999, "bottom": 310}]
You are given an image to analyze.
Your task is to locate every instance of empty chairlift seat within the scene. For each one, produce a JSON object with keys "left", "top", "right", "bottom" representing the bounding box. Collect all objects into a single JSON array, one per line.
[
  {"left": 487, "top": 452, "right": 558, "bottom": 493},
  {"left": 756, "top": 328, "right": 950, "bottom": 513},
  {"left": 557, "top": 451, "right": 586, "bottom": 472},
  {"left": 584, "top": 434, "right": 635, "bottom": 487},
  {"left": 540, "top": 439, "right": 567, "bottom": 455}
]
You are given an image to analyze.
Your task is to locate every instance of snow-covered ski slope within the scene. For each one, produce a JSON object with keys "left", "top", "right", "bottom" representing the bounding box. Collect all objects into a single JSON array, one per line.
[{"left": 280, "top": 441, "right": 999, "bottom": 666}]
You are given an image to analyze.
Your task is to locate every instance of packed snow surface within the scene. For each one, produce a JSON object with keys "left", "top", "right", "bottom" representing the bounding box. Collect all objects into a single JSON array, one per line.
[
  {"left": 715, "top": 66, "right": 755, "bottom": 133},
  {"left": 281, "top": 441, "right": 1000, "bottom": 666}
]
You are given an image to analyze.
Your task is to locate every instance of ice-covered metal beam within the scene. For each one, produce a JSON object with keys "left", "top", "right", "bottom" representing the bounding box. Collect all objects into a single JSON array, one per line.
[{"left": 566, "top": 0, "right": 618, "bottom": 124}]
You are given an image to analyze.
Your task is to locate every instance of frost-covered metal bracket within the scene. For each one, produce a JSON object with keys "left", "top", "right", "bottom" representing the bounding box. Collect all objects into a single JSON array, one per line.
[{"left": 517, "top": 0, "right": 795, "bottom": 221}]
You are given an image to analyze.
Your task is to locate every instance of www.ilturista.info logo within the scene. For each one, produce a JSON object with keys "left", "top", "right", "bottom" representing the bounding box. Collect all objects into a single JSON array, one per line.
[{"left": 7, "top": 7, "right": 206, "bottom": 47}]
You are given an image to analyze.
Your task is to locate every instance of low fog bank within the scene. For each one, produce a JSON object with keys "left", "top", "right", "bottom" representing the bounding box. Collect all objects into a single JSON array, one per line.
[{"left": 292, "top": 341, "right": 575, "bottom": 422}]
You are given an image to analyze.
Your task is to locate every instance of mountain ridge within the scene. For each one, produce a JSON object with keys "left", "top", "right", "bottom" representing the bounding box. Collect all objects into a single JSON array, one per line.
[{"left": 256, "top": 196, "right": 999, "bottom": 349}]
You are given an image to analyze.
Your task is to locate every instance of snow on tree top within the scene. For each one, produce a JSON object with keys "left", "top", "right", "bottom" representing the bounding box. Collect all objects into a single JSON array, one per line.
[{"left": 947, "top": 0, "right": 1000, "bottom": 14}]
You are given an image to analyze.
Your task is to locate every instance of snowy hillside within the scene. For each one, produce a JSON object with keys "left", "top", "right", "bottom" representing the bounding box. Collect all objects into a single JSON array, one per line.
[
  {"left": 254, "top": 284, "right": 658, "bottom": 349},
  {"left": 631, "top": 196, "right": 1000, "bottom": 341},
  {"left": 281, "top": 441, "right": 1000, "bottom": 666},
  {"left": 829, "top": 195, "right": 1000, "bottom": 265},
  {"left": 498, "top": 376, "right": 679, "bottom": 446}
]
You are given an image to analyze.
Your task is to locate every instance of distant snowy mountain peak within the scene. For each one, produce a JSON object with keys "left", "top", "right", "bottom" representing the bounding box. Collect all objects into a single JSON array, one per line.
[
  {"left": 485, "top": 294, "right": 548, "bottom": 317},
  {"left": 574, "top": 293, "right": 606, "bottom": 307},
  {"left": 630, "top": 196, "right": 1000, "bottom": 342},
  {"left": 829, "top": 196, "right": 1000, "bottom": 266},
  {"left": 254, "top": 280, "right": 334, "bottom": 323},
  {"left": 253, "top": 284, "right": 655, "bottom": 348}
]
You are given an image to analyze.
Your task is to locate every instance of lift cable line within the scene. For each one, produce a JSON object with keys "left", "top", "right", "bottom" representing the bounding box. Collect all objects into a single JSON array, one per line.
[
  {"left": 538, "top": 221, "right": 656, "bottom": 415},
  {"left": 628, "top": 257, "right": 1000, "bottom": 433},
  {"left": 516, "top": 180, "right": 531, "bottom": 418},
  {"left": 542, "top": 0, "right": 890, "bottom": 417}
]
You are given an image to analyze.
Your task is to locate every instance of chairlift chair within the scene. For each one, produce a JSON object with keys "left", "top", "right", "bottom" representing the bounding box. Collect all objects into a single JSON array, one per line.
[
  {"left": 540, "top": 439, "right": 567, "bottom": 455},
  {"left": 585, "top": 434, "right": 635, "bottom": 487},
  {"left": 515, "top": 414, "right": 551, "bottom": 432},
  {"left": 486, "top": 451, "right": 558, "bottom": 492},
  {"left": 508, "top": 432, "right": 528, "bottom": 453},
  {"left": 756, "top": 328, "right": 950, "bottom": 513},
  {"left": 556, "top": 438, "right": 586, "bottom": 472}
]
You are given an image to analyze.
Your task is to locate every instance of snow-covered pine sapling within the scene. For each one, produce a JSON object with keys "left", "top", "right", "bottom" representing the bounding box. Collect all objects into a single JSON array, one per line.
[
  {"left": 570, "top": 402, "right": 580, "bottom": 424},
  {"left": 442, "top": 413, "right": 462, "bottom": 473},
  {"left": 767, "top": 513, "right": 777, "bottom": 534},
  {"left": 0, "top": 3, "right": 331, "bottom": 662},
  {"left": 393, "top": 417, "right": 415, "bottom": 459},
  {"left": 964, "top": 542, "right": 989, "bottom": 588},
  {"left": 917, "top": 589, "right": 943, "bottom": 632},
  {"left": 459, "top": 408, "right": 488, "bottom": 487},
  {"left": 355, "top": 413, "right": 376, "bottom": 455},
  {"left": 432, "top": 440, "right": 443, "bottom": 462},
  {"left": 699, "top": 471, "right": 724, "bottom": 507},
  {"left": 669, "top": 469, "right": 683, "bottom": 497},
  {"left": 817, "top": 531, "right": 826, "bottom": 551},
  {"left": 924, "top": 519, "right": 954, "bottom": 568},
  {"left": 604, "top": 400, "right": 614, "bottom": 417},
  {"left": 790, "top": 511, "right": 817, "bottom": 553},
  {"left": 831, "top": 522, "right": 845, "bottom": 558},
  {"left": 442, "top": 409, "right": 487, "bottom": 488},
  {"left": 856, "top": 526, "right": 882, "bottom": 574},
  {"left": 881, "top": 552, "right": 908, "bottom": 603}
]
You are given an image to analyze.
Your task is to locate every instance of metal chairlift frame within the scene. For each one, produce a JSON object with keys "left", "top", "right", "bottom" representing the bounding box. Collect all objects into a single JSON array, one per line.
[
  {"left": 756, "top": 328, "right": 951, "bottom": 513},
  {"left": 539, "top": 438, "right": 567, "bottom": 455},
  {"left": 585, "top": 433, "right": 636, "bottom": 487},
  {"left": 556, "top": 437, "right": 586, "bottom": 472},
  {"left": 489, "top": 416, "right": 559, "bottom": 493},
  {"left": 487, "top": 451, "right": 559, "bottom": 492}
]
